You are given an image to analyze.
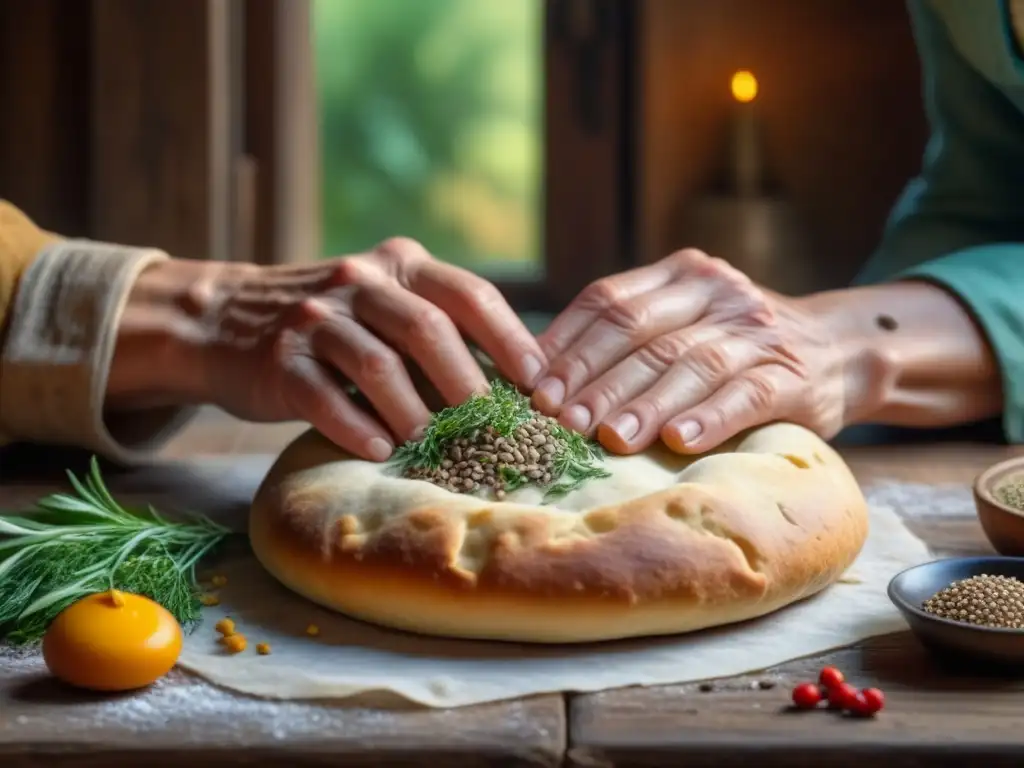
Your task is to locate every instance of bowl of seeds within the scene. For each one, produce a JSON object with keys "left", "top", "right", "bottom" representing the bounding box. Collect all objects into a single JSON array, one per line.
[
  {"left": 888, "top": 556, "right": 1024, "bottom": 667},
  {"left": 973, "top": 456, "right": 1024, "bottom": 556}
]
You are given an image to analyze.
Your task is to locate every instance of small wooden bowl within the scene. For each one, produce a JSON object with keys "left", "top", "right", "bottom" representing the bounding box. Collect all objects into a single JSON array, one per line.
[
  {"left": 974, "top": 456, "right": 1024, "bottom": 556},
  {"left": 887, "top": 556, "right": 1024, "bottom": 667}
]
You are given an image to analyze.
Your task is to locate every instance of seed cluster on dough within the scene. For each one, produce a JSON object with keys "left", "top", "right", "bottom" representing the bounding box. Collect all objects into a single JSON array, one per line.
[{"left": 403, "top": 417, "right": 565, "bottom": 499}]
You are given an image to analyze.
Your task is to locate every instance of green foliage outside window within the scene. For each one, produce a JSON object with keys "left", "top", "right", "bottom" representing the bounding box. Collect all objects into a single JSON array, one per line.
[{"left": 313, "top": 0, "right": 543, "bottom": 277}]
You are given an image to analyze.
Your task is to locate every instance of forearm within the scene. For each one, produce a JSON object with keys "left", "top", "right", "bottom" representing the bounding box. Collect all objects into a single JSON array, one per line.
[
  {"left": 0, "top": 239, "right": 203, "bottom": 462},
  {"left": 796, "top": 280, "right": 1003, "bottom": 429},
  {"left": 106, "top": 257, "right": 212, "bottom": 412}
]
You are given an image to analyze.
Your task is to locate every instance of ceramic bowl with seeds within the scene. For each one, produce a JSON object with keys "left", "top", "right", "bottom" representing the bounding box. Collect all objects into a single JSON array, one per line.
[
  {"left": 888, "top": 556, "right": 1024, "bottom": 668},
  {"left": 974, "top": 456, "right": 1024, "bottom": 556}
]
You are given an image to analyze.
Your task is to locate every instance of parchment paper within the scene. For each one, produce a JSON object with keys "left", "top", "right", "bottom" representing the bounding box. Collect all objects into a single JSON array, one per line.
[{"left": 178, "top": 502, "right": 932, "bottom": 708}]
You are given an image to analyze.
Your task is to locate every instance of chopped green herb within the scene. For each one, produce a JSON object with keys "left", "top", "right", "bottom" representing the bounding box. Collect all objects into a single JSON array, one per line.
[
  {"left": 0, "top": 457, "right": 230, "bottom": 645},
  {"left": 390, "top": 379, "right": 610, "bottom": 502}
]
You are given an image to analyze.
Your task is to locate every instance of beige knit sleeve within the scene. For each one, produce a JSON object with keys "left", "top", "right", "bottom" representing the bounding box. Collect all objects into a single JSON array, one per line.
[{"left": 0, "top": 240, "right": 197, "bottom": 464}]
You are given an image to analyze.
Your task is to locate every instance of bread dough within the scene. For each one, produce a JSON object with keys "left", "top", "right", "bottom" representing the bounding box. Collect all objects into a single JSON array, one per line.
[{"left": 249, "top": 421, "right": 868, "bottom": 644}]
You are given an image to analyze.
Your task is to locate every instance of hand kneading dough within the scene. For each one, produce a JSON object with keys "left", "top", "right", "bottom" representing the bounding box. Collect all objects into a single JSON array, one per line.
[{"left": 249, "top": 422, "right": 868, "bottom": 644}]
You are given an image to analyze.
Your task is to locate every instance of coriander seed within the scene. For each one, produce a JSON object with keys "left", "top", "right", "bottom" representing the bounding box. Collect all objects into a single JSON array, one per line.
[
  {"left": 404, "top": 414, "right": 571, "bottom": 498},
  {"left": 391, "top": 380, "right": 610, "bottom": 502},
  {"left": 921, "top": 574, "right": 1024, "bottom": 629},
  {"left": 995, "top": 475, "right": 1024, "bottom": 512}
]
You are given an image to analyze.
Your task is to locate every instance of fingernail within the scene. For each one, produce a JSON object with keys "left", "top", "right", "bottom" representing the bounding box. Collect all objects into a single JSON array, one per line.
[
  {"left": 535, "top": 377, "right": 566, "bottom": 408},
  {"left": 676, "top": 420, "right": 702, "bottom": 444},
  {"left": 562, "top": 404, "right": 591, "bottom": 433},
  {"left": 366, "top": 438, "right": 394, "bottom": 461},
  {"left": 520, "top": 355, "right": 543, "bottom": 386},
  {"left": 608, "top": 413, "right": 640, "bottom": 442}
]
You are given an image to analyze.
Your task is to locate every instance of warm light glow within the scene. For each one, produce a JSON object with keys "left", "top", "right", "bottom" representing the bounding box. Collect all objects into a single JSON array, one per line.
[{"left": 731, "top": 70, "right": 758, "bottom": 103}]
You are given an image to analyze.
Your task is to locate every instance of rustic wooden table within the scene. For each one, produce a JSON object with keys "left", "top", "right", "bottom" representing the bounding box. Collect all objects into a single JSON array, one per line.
[{"left": 2, "top": 408, "right": 1024, "bottom": 767}]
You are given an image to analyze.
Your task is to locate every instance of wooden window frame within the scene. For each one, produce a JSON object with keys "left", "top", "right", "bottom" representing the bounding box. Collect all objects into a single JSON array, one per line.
[
  {"left": 530, "top": 0, "right": 640, "bottom": 313},
  {"left": 89, "top": 0, "right": 239, "bottom": 262},
  {"left": 243, "top": 0, "right": 320, "bottom": 266},
  {"left": 258, "top": 0, "right": 643, "bottom": 315},
  {"left": 1, "top": 0, "right": 641, "bottom": 317}
]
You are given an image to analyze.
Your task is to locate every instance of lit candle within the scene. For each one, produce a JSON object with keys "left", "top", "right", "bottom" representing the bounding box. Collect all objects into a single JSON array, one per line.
[{"left": 730, "top": 70, "right": 760, "bottom": 198}]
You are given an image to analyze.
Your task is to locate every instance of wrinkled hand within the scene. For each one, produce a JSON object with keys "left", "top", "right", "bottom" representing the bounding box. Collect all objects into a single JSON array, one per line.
[
  {"left": 193, "top": 238, "right": 545, "bottom": 461},
  {"left": 531, "top": 249, "right": 864, "bottom": 455}
]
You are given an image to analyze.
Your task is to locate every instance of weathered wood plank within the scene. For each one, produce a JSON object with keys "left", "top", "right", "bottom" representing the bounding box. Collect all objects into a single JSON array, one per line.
[
  {"left": 90, "top": 0, "right": 237, "bottom": 260},
  {"left": 568, "top": 445, "right": 1024, "bottom": 767},
  {"left": 0, "top": 0, "right": 91, "bottom": 234},
  {"left": 0, "top": 414, "right": 565, "bottom": 768}
]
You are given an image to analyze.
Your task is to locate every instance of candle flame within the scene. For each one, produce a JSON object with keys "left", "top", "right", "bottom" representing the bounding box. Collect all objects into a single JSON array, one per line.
[{"left": 731, "top": 70, "right": 758, "bottom": 103}]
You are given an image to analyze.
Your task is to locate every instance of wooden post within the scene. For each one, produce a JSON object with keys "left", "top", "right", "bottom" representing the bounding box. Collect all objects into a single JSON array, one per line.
[{"left": 90, "top": 0, "right": 241, "bottom": 261}]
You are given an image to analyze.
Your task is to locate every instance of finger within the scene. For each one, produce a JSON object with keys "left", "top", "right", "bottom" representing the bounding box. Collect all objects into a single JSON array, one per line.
[
  {"left": 536, "top": 260, "right": 684, "bottom": 360},
  {"left": 308, "top": 311, "right": 433, "bottom": 442},
  {"left": 281, "top": 353, "right": 396, "bottom": 462},
  {"left": 407, "top": 260, "right": 546, "bottom": 387},
  {"left": 253, "top": 258, "right": 381, "bottom": 296},
  {"left": 594, "top": 337, "right": 772, "bottom": 454},
  {"left": 532, "top": 281, "right": 716, "bottom": 413},
  {"left": 351, "top": 282, "right": 490, "bottom": 406},
  {"left": 557, "top": 325, "right": 726, "bottom": 434},
  {"left": 661, "top": 363, "right": 799, "bottom": 453}
]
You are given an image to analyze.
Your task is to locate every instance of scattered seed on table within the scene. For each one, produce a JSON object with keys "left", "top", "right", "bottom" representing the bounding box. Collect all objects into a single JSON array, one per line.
[{"left": 214, "top": 618, "right": 235, "bottom": 636}]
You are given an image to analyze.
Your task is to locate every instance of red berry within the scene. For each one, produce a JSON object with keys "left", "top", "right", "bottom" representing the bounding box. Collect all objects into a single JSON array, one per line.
[
  {"left": 791, "top": 682, "right": 822, "bottom": 709},
  {"left": 826, "top": 682, "right": 859, "bottom": 710},
  {"left": 851, "top": 687, "right": 885, "bottom": 716},
  {"left": 818, "top": 666, "right": 845, "bottom": 690}
]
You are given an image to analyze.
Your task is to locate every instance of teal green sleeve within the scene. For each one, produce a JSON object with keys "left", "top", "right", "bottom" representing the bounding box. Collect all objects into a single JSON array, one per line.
[{"left": 854, "top": 0, "right": 1024, "bottom": 442}]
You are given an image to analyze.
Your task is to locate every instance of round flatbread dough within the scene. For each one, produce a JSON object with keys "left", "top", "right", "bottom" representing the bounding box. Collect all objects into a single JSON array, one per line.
[{"left": 249, "top": 421, "right": 868, "bottom": 644}]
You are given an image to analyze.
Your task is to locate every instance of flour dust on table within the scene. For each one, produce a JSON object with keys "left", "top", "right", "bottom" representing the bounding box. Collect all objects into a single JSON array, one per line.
[{"left": 177, "top": 503, "right": 930, "bottom": 708}]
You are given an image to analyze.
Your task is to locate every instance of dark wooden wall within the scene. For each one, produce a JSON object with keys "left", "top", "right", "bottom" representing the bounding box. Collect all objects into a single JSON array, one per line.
[
  {"left": 0, "top": 0, "right": 92, "bottom": 236},
  {"left": 0, "top": 0, "right": 304, "bottom": 265},
  {"left": 0, "top": 0, "right": 926, "bottom": 297},
  {"left": 635, "top": 0, "right": 929, "bottom": 288}
]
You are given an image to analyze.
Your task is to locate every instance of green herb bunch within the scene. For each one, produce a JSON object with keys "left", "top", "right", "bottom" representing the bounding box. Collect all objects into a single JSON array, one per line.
[
  {"left": 389, "top": 379, "right": 611, "bottom": 501},
  {"left": 0, "top": 457, "right": 229, "bottom": 645}
]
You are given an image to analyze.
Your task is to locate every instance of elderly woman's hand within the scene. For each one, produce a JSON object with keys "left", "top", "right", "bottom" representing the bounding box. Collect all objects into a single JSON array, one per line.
[
  {"left": 173, "top": 238, "right": 545, "bottom": 461},
  {"left": 531, "top": 249, "right": 886, "bottom": 455}
]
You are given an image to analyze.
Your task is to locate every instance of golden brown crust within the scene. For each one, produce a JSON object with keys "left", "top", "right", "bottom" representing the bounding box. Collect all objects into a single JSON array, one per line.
[{"left": 249, "top": 422, "right": 868, "bottom": 643}]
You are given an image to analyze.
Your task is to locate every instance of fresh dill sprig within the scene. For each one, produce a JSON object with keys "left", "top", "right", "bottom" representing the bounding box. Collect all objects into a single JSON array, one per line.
[
  {"left": 544, "top": 430, "right": 612, "bottom": 500},
  {"left": 0, "top": 457, "right": 230, "bottom": 645},
  {"left": 390, "top": 380, "right": 533, "bottom": 472},
  {"left": 389, "top": 379, "right": 611, "bottom": 502}
]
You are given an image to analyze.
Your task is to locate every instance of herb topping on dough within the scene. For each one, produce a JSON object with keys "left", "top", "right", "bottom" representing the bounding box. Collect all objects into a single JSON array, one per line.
[{"left": 389, "top": 380, "right": 610, "bottom": 502}]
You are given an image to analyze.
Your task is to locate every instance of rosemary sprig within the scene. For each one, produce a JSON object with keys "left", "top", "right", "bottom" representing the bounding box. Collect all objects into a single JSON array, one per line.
[
  {"left": 389, "top": 379, "right": 611, "bottom": 502},
  {"left": 0, "top": 457, "right": 230, "bottom": 645}
]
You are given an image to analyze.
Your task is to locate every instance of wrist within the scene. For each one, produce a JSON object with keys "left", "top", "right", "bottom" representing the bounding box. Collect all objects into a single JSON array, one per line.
[
  {"left": 106, "top": 257, "right": 216, "bottom": 411},
  {"left": 794, "top": 279, "right": 1003, "bottom": 429},
  {"left": 793, "top": 287, "right": 901, "bottom": 427}
]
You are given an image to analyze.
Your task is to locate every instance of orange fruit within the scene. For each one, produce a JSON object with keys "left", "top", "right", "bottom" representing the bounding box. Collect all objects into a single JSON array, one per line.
[{"left": 42, "top": 590, "right": 183, "bottom": 692}]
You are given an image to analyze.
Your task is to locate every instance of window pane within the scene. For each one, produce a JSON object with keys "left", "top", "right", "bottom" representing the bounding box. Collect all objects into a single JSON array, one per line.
[{"left": 313, "top": 0, "right": 543, "bottom": 280}]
